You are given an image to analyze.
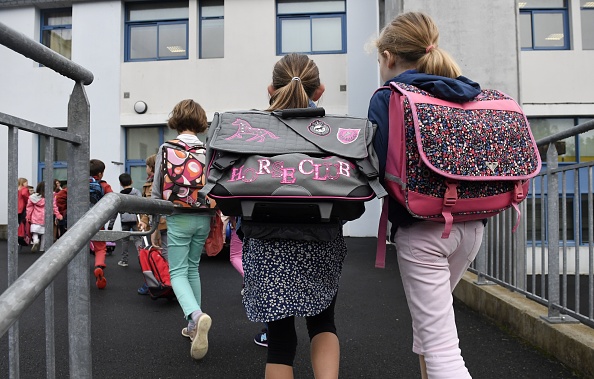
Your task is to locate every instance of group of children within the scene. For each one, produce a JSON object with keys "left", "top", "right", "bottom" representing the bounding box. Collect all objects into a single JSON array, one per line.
[{"left": 14, "top": 12, "right": 490, "bottom": 378}]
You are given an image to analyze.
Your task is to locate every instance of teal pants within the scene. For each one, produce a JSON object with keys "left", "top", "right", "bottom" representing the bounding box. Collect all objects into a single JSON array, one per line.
[{"left": 166, "top": 213, "right": 211, "bottom": 320}]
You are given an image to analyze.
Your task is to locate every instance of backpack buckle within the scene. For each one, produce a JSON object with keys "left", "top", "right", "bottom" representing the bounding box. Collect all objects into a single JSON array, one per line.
[
  {"left": 514, "top": 181, "right": 524, "bottom": 202},
  {"left": 443, "top": 181, "right": 458, "bottom": 207}
]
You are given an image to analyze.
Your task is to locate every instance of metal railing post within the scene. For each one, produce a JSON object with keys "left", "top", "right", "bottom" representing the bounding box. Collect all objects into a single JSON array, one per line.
[
  {"left": 66, "top": 82, "right": 92, "bottom": 379},
  {"left": 541, "top": 143, "right": 577, "bottom": 324},
  {"left": 7, "top": 127, "right": 20, "bottom": 379}
]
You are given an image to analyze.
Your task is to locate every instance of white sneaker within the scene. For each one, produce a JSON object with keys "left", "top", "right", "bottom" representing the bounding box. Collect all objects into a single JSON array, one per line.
[
  {"left": 118, "top": 260, "right": 129, "bottom": 267},
  {"left": 31, "top": 241, "right": 39, "bottom": 253},
  {"left": 189, "top": 313, "right": 211, "bottom": 360}
]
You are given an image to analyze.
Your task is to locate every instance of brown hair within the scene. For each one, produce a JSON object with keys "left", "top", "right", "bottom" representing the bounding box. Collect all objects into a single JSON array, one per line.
[
  {"left": 145, "top": 154, "right": 156, "bottom": 173},
  {"left": 36, "top": 181, "right": 46, "bottom": 198},
  {"left": 267, "top": 53, "right": 321, "bottom": 111},
  {"left": 90, "top": 159, "right": 105, "bottom": 177},
  {"left": 18, "top": 177, "right": 28, "bottom": 188},
  {"left": 376, "top": 12, "right": 461, "bottom": 79},
  {"left": 167, "top": 99, "right": 208, "bottom": 134}
]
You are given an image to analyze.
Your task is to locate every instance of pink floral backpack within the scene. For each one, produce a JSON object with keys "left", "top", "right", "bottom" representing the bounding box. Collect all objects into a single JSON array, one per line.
[{"left": 375, "top": 82, "right": 541, "bottom": 268}]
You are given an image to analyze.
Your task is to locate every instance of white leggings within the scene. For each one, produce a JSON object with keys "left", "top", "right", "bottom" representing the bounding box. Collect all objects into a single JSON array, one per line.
[{"left": 394, "top": 220, "right": 484, "bottom": 379}]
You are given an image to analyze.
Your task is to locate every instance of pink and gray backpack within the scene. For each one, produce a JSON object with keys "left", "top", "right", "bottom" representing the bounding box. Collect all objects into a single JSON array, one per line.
[
  {"left": 375, "top": 82, "right": 541, "bottom": 267},
  {"left": 199, "top": 108, "right": 387, "bottom": 224}
]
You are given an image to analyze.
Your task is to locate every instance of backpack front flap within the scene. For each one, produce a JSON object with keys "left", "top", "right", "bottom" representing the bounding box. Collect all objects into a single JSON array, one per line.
[
  {"left": 393, "top": 82, "right": 541, "bottom": 182},
  {"left": 207, "top": 110, "right": 371, "bottom": 159},
  {"left": 202, "top": 110, "right": 382, "bottom": 221},
  {"left": 162, "top": 139, "right": 208, "bottom": 208},
  {"left": 388, "top": 82, "right": 542, "bottom": 237}
]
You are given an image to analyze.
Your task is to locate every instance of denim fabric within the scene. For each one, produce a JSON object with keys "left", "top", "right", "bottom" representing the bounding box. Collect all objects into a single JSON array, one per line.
[{"left": 166, "top": 213, "right": 211, "bottom": 320}]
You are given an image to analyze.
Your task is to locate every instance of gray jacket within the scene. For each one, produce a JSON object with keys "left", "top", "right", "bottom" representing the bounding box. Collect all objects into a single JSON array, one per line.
[{"left": 108, "top": 187, "right": 142, "bottom": 228}]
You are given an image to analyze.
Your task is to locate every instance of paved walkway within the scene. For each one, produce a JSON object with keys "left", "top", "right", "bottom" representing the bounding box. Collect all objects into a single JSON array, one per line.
[{"left": 0, "top": 238, "right": 582, "bottom": 378}]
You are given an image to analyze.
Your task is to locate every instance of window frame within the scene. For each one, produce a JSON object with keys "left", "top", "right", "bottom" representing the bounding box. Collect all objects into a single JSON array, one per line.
[
  {"left": 199, "top": 0, "right": 224, "bottom": 59},
  {"left": 40, "top": 7, "right": 72, "bottom": 59},
  {"left": 276, "top": 1, "right": 347, "bottom": 55},
  {"left": 580, "top": 1, "right": 594, "bottom": 50},
  {"left": 520, "top": 1, "right": 570, "bottom": 51},
  {"left": 124, "top": 2, "right": 189, "bottom": 62}
]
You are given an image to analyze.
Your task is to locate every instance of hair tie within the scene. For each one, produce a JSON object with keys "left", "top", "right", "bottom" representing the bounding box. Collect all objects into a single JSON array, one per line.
[
  {"left": 425, "top": 45, "right": 435, "bottom": 54},
  {"left": 292, "top": 77, "right": 301, "bottom": 82}
]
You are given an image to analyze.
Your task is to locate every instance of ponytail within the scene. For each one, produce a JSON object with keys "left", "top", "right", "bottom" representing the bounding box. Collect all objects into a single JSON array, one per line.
[
  {"left": 267, "top": 53, "right": 321, "bottom": 111},
  {"left": 376, "top": 12, "right": 461, "bottom": 79}
]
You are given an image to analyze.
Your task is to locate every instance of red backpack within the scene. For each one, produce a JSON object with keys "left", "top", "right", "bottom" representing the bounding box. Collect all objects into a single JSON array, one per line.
[
  {"left": 376, "top": 82, "right": 541, "bottom": 268},
  {"left": 161, "top": 139, "right": 211, "bottom": 209}
]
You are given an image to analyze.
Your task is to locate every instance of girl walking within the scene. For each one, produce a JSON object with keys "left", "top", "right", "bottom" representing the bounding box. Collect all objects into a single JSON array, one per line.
[
  {"left": 241, "top": 53, "right": 346, "bottom": 379},
  {"left": 152, "top": 99, "right": 212, "bottom": 360},
  {"left": 26, "top": 181, "right": 63, "bottom": 252},
  {"left": 367, "top": 12, "right": 485, "bottom": 379}
]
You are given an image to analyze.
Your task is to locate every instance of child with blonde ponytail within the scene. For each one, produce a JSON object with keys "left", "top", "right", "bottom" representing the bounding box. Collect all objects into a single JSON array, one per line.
[{"left": 368, "top": 12, "right": 485, "bottom": 379}]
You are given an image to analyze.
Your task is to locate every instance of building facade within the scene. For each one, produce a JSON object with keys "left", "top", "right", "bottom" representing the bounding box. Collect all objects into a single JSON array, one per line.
[{"left": 1, "top": 0, "right": 593, "bottom": 240}]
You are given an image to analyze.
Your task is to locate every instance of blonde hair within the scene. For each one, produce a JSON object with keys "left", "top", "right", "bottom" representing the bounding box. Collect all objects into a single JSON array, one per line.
[
  {"left": 168, "top": 99, "right": 208, "bottom": 134},
  {"left": 267, "top": 53, "right": 321, "bottom": 111},
  {"left": 376, "top": 12, "right": 461, "bottom": 79}
]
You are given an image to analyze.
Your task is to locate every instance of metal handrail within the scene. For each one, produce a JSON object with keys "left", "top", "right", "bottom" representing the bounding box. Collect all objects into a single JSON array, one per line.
[
  {"left": 0, "top": 193, "right": 174, "bottom": 337},
  {"left": 0, "top": 21, "right": 93, "bottom": 85}
]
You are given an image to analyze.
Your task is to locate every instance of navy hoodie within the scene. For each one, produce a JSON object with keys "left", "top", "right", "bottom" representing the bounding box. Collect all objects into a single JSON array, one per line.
[{"left": 367, "top": 69, "right": 482, "bottom": 235}]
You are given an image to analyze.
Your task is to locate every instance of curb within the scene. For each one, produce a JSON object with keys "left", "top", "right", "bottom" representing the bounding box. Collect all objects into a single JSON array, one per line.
[{"left": 454, "top": 271, "right": 594, "bottom": 379}]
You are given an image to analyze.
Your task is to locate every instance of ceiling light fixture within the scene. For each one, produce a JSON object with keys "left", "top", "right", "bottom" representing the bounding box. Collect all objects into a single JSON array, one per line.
[
  {"left": 545, "top": 33, "right": 564, "bottom": 41},
  {"left": 518, "top": 2, "right": 527, "bottom": 8},
  {"left": 167, "top": 46, "right": 186, "bottom": 53}
]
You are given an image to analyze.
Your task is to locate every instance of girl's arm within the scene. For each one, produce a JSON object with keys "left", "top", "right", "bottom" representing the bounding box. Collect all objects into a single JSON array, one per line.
[{"left": 26, "top": 199, "right": 34, "bottom": 220}]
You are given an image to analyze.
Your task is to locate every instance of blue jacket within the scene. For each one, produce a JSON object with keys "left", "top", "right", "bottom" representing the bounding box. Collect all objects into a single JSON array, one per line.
[{"left": 367, "top": 70, "right": 482, "bottom": 233}]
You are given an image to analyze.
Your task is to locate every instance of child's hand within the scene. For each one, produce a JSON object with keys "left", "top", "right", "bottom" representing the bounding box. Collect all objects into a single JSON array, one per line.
[{"left": 138, "top": 221, "right": 147, "bottom": 231}]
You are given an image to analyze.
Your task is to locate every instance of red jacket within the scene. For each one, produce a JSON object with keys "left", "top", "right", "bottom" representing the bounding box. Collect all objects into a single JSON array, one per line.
[{"left": 18, "top": 186, "right": 30, "bottom": 214}]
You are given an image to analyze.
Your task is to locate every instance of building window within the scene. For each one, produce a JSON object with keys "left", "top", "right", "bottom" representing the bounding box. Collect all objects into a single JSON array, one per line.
[
  {"left": 200, "top": 0, "right": 224, "bottom": 59},
  {"left": 519, "top": 0, "right": 569, "bottom": 50},
  {"left": 41, "top": 8, "right": 72, "bottom": 59},
  {"left": 581, "top": 0, "right": 594, "bottom": 50},
  {"left": 276, "top": 0, "right": 346, "bottom": 55},
  {"left": 528, "top": 117, "right": 594, "bottom": 245},
  {"left": 125, "top": 126, "right": 207, "bottom": 191},
  {"left": 38, "top": 132, "right": 69, "bottom": 183},
  {"left": 125, "top": 1, "right": 189, "bottom": 62}
]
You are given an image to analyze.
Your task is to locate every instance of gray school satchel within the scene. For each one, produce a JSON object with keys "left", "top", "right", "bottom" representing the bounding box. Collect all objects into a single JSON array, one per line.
[{"left": 199, "top": 108, "right": 386, "bottom": 224}]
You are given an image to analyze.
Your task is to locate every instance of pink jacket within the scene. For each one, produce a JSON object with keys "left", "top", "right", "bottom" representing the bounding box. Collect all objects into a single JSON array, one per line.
[{"left": 26, "top": 193, "right": 61, "bottom": 226}]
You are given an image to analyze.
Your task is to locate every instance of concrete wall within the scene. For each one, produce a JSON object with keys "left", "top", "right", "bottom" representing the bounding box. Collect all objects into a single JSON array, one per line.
[
  {"left": 388, "top": 0, "right": 520, "bottom": 99},
  {"left": 0, "top": 2, "right": 125, "bottom": 228}
]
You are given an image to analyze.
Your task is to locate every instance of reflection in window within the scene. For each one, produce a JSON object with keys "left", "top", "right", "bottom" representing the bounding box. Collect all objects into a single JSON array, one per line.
[
  {"left": 578, "top": 118, "right": 594, "bottom": 162},
  {"left": 519, "top": 0, "right": 569, "bottom": 50},
  {"left": 529, "top": 118, "right": 575, "bottom": 162},
  {"left": 277, "top": 0, "right": 346, "bottom": 55},
  {"left": 200, "top": 0, "right": 224, "bottom": 59},
  {"left": 125, "top": 2, "right": 189, "bottom": 62},
  {"left": 581, "top": 0, "right": 594, "bottom": 50},
  {"left": 41, "top": 8, "right": 72, "bottom": 59},
  {"left": 526, "top": 196, "right": 575, "bottom": 243},
  {"left": 126, "top": 127, "right": 160, "bottom": 160}
]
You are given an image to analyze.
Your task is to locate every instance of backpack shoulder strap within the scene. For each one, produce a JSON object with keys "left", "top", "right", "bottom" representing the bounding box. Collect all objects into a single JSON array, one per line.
[{"left": 165, "top": 139, "right": 205, "bottom": 153}]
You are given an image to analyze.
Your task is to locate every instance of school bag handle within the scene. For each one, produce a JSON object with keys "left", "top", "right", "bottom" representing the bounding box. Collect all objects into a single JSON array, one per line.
[{"left": 274, "top": 107, "right": 325, "bottom": 119}]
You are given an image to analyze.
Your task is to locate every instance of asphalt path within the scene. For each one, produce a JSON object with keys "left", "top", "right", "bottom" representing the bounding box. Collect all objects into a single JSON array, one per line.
[{"left": 0, "top": 238, "right": 581, "bottom": 378}]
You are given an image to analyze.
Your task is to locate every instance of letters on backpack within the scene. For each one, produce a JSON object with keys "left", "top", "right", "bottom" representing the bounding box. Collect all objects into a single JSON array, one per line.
[
  {"left": 161, "top": 139, "right": 210, "bottom": 209},
  {"left": 384, "top": 82, "right": 541, "bottom": 238},
  {"left": 199, "top": 108, "right": 387, "bottom": 224}
]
